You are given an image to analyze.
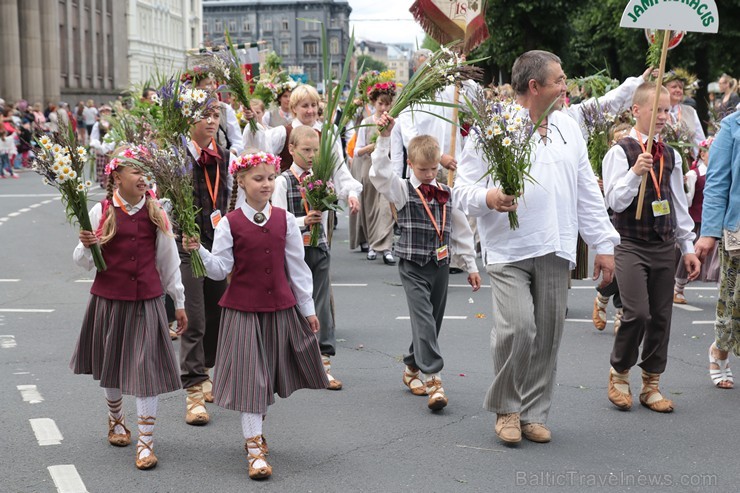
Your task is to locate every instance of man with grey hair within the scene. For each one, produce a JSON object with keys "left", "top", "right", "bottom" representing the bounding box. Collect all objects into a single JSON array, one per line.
[{"left": 455, "top": 50, "right": 620, "bottom": 445}]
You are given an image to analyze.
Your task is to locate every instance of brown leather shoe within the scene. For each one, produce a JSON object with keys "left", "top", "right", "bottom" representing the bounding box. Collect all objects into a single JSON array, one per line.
[
  {"left": 107, "top": 414, "right": 131, "bottom": 447},
  {"left": 607, "top": 368, "right": 632, "bottom": 410},
  {"left": 521, "top": 423, "right": 551, "bottom": 443},
  {"left": 592, "top": 296, "right": 607, "bottom": 331},
  {"left": 495, "top": 413, "right": 521, "bottom": 444},
  {"left": 185, "top": 384, "right": 210, "bottom": 425},
  {"left": 322, "top": 356, "right": 343, "bottom": 390},
  {"left": 425, "top": 376, "right": 448, "bottom": 410},
  {"left": 245, "top": 436, "right": 272, "bottom": 480},
  {"left": 639, "top": 371, "right": 674, "bottom": 413},
  {"left": 402, "top": 367, "right": 427, "bottom": 396}
]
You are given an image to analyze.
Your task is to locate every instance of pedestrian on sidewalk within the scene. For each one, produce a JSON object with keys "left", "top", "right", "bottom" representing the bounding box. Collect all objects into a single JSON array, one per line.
[
  {"left": 71, "top": 149, "right": 187, "bottom": 470},
  {"left": 0, "top": 126, "right": 18, "bottom": 178},
  {"left": 184, "top": 151, "right": 328, "bottom": 480}
]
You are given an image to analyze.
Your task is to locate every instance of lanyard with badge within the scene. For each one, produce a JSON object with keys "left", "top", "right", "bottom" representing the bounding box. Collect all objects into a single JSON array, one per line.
[
  {"left": 194, "top": 138, "right": 222, "bottom": 228},
  {"left": 414, "top": 186, "right": 448, "bottom": 261},
  {"left": 635, "top": 130, "right": 670, "bottom": 217},
  {"left": 291, "top": 168, "right": 314, "bottom": 246}
]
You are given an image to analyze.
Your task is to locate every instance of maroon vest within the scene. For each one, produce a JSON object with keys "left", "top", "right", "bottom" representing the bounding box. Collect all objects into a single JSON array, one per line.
[
  {"left": 689, "top": 163, "right": 705, "bottom": 224},
  {"left": 611, "top": 138, "right": 676, "bottom": 243},
  {"left": 218, "top": 207, "right": 297, "bottom": 313},
  {"left": 91, "top": 204, "right": 163, "bottom": 301}
]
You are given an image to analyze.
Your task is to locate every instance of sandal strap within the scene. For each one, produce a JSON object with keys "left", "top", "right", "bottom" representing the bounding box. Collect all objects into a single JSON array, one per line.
[{"left": 137, "top": 415, "right": 156, "bottom": 426}]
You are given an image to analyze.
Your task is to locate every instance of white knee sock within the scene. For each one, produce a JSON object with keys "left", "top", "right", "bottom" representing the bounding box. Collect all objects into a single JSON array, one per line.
[
  {"left": 241, "top": 412, "right": 266, "bottom": 468},
  {"left": 136, "top": 396, "right": 158, "bottom": 459},
  {"left": 104, "top": 388, "right": 125, "bottom": 434}
]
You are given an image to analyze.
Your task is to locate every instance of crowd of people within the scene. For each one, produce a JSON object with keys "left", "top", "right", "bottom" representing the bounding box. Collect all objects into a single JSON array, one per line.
[{"left": 5, "top": 48, "right": 738, "bottom": 481}]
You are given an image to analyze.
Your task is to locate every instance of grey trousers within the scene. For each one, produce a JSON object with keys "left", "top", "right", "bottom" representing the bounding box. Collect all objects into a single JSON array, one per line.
[
  {"left": 484, "top": 253, "right": 570, "bottom": 425},
  {"left": 398, "top": 258, "right": 450, "bottom": 374},
  {"left": 304, "top": 246, "right": 336, "bottom": 356},
  {"left": 179, "top": 252, "right": 228, "bottom": 389}
]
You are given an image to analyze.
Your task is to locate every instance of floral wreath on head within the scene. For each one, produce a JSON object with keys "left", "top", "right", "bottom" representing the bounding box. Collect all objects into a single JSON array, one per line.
[
  {"left": 229, "top": 152, "right": 282, "bottom": 175},
  {"left": 699, "top": 137, "right": 714, "bottom": 150},
  {"left": 664, "top": 68, "right": 699, "bottom": 93},
  {"left": 105, "top": 145, "right": 150, "bottom": 175},
  {"left": 181, "top": 66, "right": 217, "bottom": 86},
  {"left": 273, "top": 78, "right": 298, "bottom": 99},
  {"left": 367, "top": 81, "right": 397, "bottom": 101}
]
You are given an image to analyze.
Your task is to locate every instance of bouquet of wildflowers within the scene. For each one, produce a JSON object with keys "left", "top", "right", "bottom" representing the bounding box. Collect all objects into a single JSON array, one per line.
[
  {"left": 153, "top": 75, "right": 217, "bottom": 142},
  {"left": 299, "top": 175, "right": 340, "bottom": 247},
  {"left": 465, "top": 93, "right": 538, "bottom": 229},
  {"left": 580, "top": 102, "right": 616, "bottom": 178},
  {"left": 33, "top": 124, "right": 106, "bottom": 271},
  {"left": 661, "top": 120, "right": 693, "bottom": 176},
  {"left": 145, "top": 138, "right": 206, "bottom": 277}
]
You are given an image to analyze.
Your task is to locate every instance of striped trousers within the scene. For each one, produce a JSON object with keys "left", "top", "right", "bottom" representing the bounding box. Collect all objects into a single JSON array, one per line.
[{"left": 484, "top": 253, "right": 570, "bottom": 425}]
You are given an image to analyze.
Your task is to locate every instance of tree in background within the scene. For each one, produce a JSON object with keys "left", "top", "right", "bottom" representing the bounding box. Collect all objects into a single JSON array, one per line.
[{"left": 356, "top": 54, "right": 387, "bottom": 73}]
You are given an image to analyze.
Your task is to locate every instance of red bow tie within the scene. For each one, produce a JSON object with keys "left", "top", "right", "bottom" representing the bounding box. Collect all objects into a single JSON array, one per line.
[
  {"left": 418, "top": 183, "right": 449, "bottom": 205},
  {"left": 198, "top": 146, "right": 222, "bottom": 167},
  {"left": 650, "top": 141, "right": 665, "bottom": 162}
]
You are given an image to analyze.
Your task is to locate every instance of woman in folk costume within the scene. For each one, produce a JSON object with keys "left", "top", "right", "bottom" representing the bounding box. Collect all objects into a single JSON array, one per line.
[
  {"left": 184, "top": 151, "right": 328, "bottom": 480},
  {"left": 71, "top": 146, "right": 187, "bottom": 470},
  {"left": 350, "top": 81, "right": 397, "bottom": 264}
]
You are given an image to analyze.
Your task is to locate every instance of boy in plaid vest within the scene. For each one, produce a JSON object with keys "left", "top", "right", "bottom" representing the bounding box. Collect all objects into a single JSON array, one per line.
[
  {"left": 602, "top": 82, "right": 700, "bottom": 413},
  {"left": 272, "top": 125, "right": 362, "bottom": 390},
  {"left": 370, "top": 113, "right": 481, "bottom": 412}
]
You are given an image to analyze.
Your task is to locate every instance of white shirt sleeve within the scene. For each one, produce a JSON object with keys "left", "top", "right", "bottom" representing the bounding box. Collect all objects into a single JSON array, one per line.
[
  {"left": 670, "top": 149, "right": 697, "bottom": 254},
  {"left": 73, "top": 202, "right": 103, "bottom": 270},
  {"left": 567, "top": 76, "right": 644, "bottom": 131},
  {"left": 602, "top": 145, "right": 644, "bottom": 213},
  {"left": 155, "top": 210, "right": 186, "bottom": 309},
  {"left": 223, "top": 104, "right": 244, "bottom": 154},
  {"left": 331, "top": 155, "right": 362, "bottom": 201},
  {"left": 284, "top": 212, "right": 315, "bottom": 317},
  {"left": 449, "top": 205, "right": 478, "bottom": 273},
  {"left": 685, "top": 169, "right": 698, "bottom": 205},
  {"left": 262, "top": 110, "right": 272, "bottom": 128},
  {"left": 369, "top": 135, "right": 409, "bottom": 209},
  {"left": 197, "top": 216, "right": 234, "bottom": 281},
  {"left": 390, "top": 123, "right": 405, "bottom": 178},
  {"left": 454, "top": 136, "right": 495, "bottom": 218}
]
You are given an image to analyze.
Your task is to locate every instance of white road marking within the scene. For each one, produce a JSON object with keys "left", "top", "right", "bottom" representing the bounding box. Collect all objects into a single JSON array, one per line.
[
  {"left": 0, "top": 335, "right": 17, "bottom": 348},
  {"left": 41, "top": 200, "right": 53, "bottom": 204},
  {"left": 0, "top": 279, "right": 20, "bottom": 282},
  {"left": 7, "top": 212, "right": 20, "bottom": 217},
  {"left": 74, "top": 279, "right": 93, "bottom": 283},
  {"left": 396, "top": 315, "right": 468, "bottom": 320},
  {"left": 692, "top": 321, "right": 715, "bottom": 325},
  {"left": 0, "top": 217, "right": 8, "bottom": 222},
  {"left": 17, "top": 384, "right": 44, "bottom": 404},
  {"left": 30, "top": 418, "right": 64, "bottom": 445},
  {"left": 29, "top": 203, "right": 42, "bottom": 208},
  {"left": 18, "top": 207, "right": 31, "bottom": 212},
  {"left": 48, "top": 465, "right": 89, "bottom": 493},
  {"left": 0, "top": 308, "right": 55, "bottom": 313},
  {"left": 0, "top": 193, "right": 60, "bottom": 198},
  {"left": 673, "top": 304, "right": 703, "bottom": 312},
  {"left": 450, "top": 284, "right": 491, "bottom": 288},
  {"left": 331, "top": 283, "right": 367, "bottom": 287},
  {"left": 13, "top": 371, "right": 31, "bottom": 375}
]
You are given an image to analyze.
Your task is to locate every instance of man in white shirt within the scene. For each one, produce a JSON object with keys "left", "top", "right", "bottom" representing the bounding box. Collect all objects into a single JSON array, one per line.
[{"left": 455, "top": 50, "right": 619, "bottom": 445}]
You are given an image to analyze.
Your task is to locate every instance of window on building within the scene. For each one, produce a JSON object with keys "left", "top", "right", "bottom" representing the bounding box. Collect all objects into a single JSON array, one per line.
[
  {"left": 242, "top": 18, "right": 250, "bottom": 33},
  {"left": 330, "top": 17, "right": 339, "bottom": 28},
  {"left": 304, "top": 18, "right": 318, "bottom": 31},
  {"left": 215, "top": 19, "right": 223, "bottom": 33},
  {"left": 281, "top": 41, "right": 290, "bottom": 56},
  {"left": 304, "top": 41, "right": 318, "bottom": 56},
  {"left": 330, "top": 37, "right": 339, "bottom": 55},
  {"left": 264, "top": 18, "right": 273, "bottom": 32},
  {"left": 229, "top": 19, "right": 237, "bottom": 33},
  {"left": 281, "top": 19, "right": 289, "bottom": 31}
]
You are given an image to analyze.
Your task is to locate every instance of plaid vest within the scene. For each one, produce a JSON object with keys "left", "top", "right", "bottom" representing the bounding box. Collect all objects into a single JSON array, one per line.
[
  {"left": 396, "top": 180, "right": 452, "bottom": 266},
  {"left": 280, "top": 169, "right": 329, "bottom": 251},
  {"left": 611, "top": 138, "right": 676, "bottom": 243},
  {"left": 189, "top": 144, "right": 230, "bottom": 249}
]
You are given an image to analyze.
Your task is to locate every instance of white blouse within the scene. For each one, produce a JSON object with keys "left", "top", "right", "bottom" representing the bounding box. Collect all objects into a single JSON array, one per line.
[
  {"left": 197, "top": 202, "right": 316, "bottom": 317},
  {"left": 73, "top": 191, "right": 186, "bottom": 309}
]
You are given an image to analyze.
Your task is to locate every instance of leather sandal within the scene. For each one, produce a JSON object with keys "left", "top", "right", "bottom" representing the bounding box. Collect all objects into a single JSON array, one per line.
[
  {"left": 709, "top": 343, "right": 734, "bottom": 389},
  {"left": 639, "top": 371, "right": 674, "bottom": 413},
  {"left": 245, "top": 435, "right": 272, "bottom": 480},
  {"left": 185, "top": 385, "right": 210, "bottom": 425},
  {"left": 202, "top": 377, "right": 214, "bottom": 403},
  {"left": 107, "top": 413, "right": 131, "bottom": 447},
  {"left": 592, "top": 296, "right": 607, "bottom": 331},
  {"left": 322, "top": 356, "right": 343, "bottom": 390},
  {"left": 673, "top": 291, "right": 687, "bottom": 304},
  {"left": 402, "top": 367, "right": 426, "bottom": 396},
  {"left": 425, "top": 376, "right": 448, "bottom": 411},
  {"left": 135, "top": 416, "right": 157, "bottom": 470},
  {"left": 607, "top": 368, "right": 632, "bottom": 410}
]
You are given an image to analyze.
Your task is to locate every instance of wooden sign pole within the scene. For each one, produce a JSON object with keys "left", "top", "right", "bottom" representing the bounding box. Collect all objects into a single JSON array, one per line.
[{"left": 447, "top": 83, "right": 460, "bottom": 186}]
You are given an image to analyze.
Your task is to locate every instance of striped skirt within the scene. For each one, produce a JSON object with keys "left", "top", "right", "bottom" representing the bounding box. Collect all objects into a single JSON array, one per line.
[
  {"left": 213, "top": 307, "right": 329, "bottom": 414},
  {"left": 70, "top": 295, "right": 181, "bottom": 397}
]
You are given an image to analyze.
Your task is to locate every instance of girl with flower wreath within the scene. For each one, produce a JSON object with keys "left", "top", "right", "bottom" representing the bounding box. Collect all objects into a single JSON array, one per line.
[
  {"left": 350, "top": 81, "right": 398, "bottom": 264},
  {"left": 262, "top": 80, "right": 295, "bottom": 128},
  {"left": 71, "top": 146, "right": 187, "bottom": 470},
  {"left": 183, "top": 151, "right": 328, "bottom": 480}
]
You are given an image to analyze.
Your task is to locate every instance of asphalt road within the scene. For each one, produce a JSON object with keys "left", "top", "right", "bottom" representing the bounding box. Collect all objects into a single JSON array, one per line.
[{"left": 1, "top": 168, "right": 737, "bottom": 493}]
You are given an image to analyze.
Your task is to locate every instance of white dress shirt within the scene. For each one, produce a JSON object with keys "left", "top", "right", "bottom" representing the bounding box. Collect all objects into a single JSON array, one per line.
[
  {"left": 455, "top": 109, "right": 620, "bottom": 268},
  {"left": 221, "top": 102, "right": 244, "bottom": 154},
  {"left": 369, "top": 136, "right": 478, "bottom": 274},
  {"left": 73, "top": 191, "right": 186, "bottom": 309},
  {"left": 197, "top": 202, "right": 316, "bottom": 317},
  {"left": 565, "top": 76, "right": 645, "bottom": 138},
  {"left": 89, "top": 122, "right": 115, "bottom": 155},
  {"left": 602, "top": 128, "right": 696, "bottom": 254}
]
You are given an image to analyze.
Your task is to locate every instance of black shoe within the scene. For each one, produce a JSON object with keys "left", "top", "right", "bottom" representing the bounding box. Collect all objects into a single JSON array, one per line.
[
  {"left": 449, "top": 267, "right": 463, "bottom": 274},
  {"left": 366, "top": 249, "right": 377, "bottom": 260},
  {"left": 360, "top": 243, "right": 369, "bottom": 253},
  {"left": 383, "top": 251, "right": 396, "bottom": 265}
]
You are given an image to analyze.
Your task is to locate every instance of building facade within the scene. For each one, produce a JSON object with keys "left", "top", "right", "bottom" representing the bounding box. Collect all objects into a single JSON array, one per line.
[{"left": 202, "top": 0, "right": 352, "bottom": 85}]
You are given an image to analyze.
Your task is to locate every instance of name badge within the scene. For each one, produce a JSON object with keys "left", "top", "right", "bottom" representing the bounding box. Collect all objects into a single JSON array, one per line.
[
  {"left": 436, "top": 245, "right": 449, "bottom": 262},
  {"left": 303, "top": 231, "right": 311, "bottom": 246},
  {"left": 210, "top": 209, "right": 222, "bottom": 228},
  {"left": 651, "top": 200, "right": 670, "bottom": 217}
]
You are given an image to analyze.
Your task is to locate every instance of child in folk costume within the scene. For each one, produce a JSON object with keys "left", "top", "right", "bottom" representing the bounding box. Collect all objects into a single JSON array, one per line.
[
  {"left": 271, "top": 125, "right": 362, "bottom": 390},
  {"left": 184, "top": 151, "right": 328, "bottom": 480},
  {"left": 350, "top": 81, "right": 397, "bottom": 264},
  {"left": 602, "top": 82, "right": 701, "bottom": 413},
  {"left": 72, "top": 147, "right": 187, "bottom": 470},
  {"left": 179, "top": 107, "right": 232, "bottom": 426},
  {"left": 369, "top": 114, "right": 481, "bottom": 411}
]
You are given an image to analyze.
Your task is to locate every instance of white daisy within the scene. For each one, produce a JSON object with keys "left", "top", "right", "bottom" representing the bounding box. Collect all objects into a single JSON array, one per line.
[
  {"left": 51, "top": 144, "right": 63, "bottom": 154},
  {"left": 76, "top": 146, "right": 87, "bottom": 159},
  {"left": 493, "top": 127, "right": 503, "bottom": 136},
  {"left": 39, "top": 135, "right": 52, "bottom": 149},
  {"left": 502, "top": 137, "right": 512, "bottom": 147},
  {"left": 77, "top": 183, "right": 85, "bottom": 191}
]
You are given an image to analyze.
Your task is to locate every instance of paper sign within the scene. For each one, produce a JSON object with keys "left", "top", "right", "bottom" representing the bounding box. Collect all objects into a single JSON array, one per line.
[{"left": 619, "top": 0, "right": 719, "bottom": 33}]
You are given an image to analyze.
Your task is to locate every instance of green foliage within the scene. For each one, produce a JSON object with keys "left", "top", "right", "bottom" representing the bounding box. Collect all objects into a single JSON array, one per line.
[
  {"left": 421, "top": 35, "right": 440, "bottom": 52},
  {"left": 263, "top": 51, "right": 284, "bottom": 73},
  {"left": 356, "top": 54, "right": 387, "bottom": 73}
]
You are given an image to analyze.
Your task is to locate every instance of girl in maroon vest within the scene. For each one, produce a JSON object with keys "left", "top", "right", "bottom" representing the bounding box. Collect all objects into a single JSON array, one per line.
[
  {"left": 184, "top": 151, "right": 328, "bottom": 480},
  {"left": 72, "top": 146, "right": 187, "bottom": 470}
]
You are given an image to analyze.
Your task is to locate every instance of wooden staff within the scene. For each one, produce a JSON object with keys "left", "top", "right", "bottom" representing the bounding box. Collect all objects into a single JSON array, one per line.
[
  {"left": 447, "top": 83, "right": 460, "bottom": 187},
  {"left": 635, "top": 29, "right": 671, "bottom": 220}
]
